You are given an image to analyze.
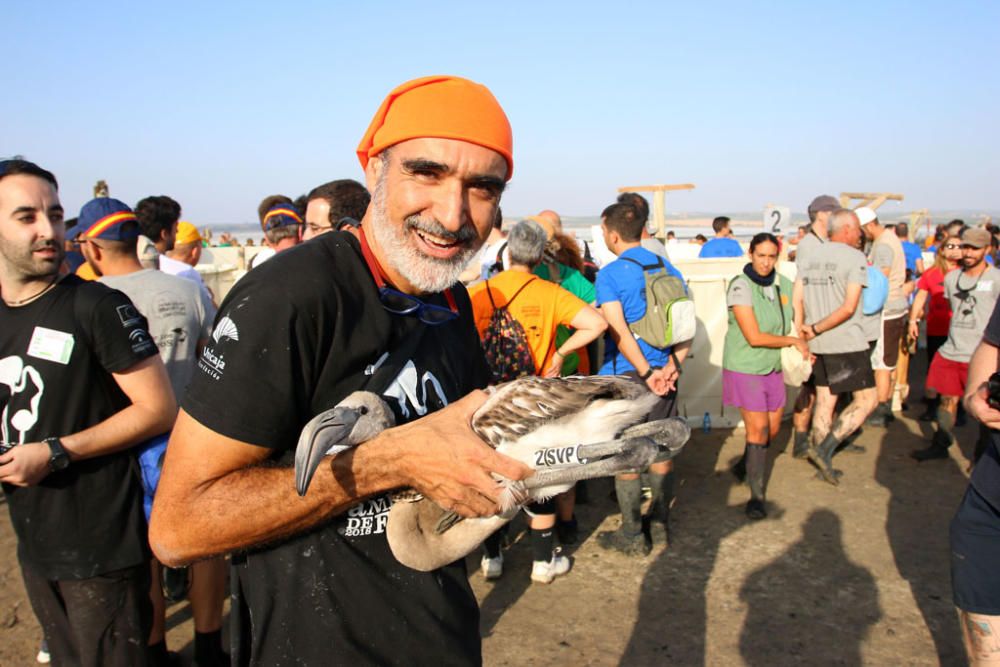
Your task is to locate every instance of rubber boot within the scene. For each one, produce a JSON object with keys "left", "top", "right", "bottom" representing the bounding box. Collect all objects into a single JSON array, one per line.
[
  {"left": 745, "top": 443, "right": 767, "bottom": 520},
  {"left": 866, "top": 401, "right": 892, "bottom": 427},
  {"left": 918, "top": 396, "right": 940, "bottom": 422},
  {"left": 646, "top": 471, "right": 674, "bottom": 547},
  {"left": 913, "top": 407, "right": 954, "bottom": 460},
  {"left": 792, "top": 431, "right": 810, "bottom": 459},
  {"left": 597, "top": 477, "right": 650, "bottom": 556},
  {"left": 807, "top": 433, "right": 842, "bottom": 485}
]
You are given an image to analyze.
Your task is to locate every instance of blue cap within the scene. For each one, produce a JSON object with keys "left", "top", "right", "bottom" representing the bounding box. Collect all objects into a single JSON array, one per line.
[
  {"left": 76, "top": 198, "right": 140, "bottom": 241},
  {"left": 262, "top": 204, "right": 303, "bottom": 231}
]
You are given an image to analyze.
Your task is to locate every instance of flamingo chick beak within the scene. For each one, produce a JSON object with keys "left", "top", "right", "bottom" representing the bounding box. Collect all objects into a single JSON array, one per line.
[{"left": 294, "top": 407, "right": 361, "bottom": 496}]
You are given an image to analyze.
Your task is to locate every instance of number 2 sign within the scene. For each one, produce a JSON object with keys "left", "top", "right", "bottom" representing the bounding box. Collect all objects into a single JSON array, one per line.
[{"left": 763, "top": 206, "right": 790, "bottom": 235}]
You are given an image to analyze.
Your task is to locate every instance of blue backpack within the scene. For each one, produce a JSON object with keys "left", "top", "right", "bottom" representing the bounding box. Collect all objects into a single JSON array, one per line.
[{"left": 862, "top": 266, "right": 889, "bottom": 316}]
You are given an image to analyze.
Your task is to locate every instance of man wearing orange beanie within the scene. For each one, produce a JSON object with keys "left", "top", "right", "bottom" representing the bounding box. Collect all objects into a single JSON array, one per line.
[{"left": 151, "top": 76, "right": 529, "bottom": 665}]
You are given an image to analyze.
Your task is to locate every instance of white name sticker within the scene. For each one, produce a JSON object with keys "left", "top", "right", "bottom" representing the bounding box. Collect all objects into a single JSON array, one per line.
[
  {"left": 27, "top": 327, "right": 75, "bottom": 365},
  {"left": 976, "top": 281, "right": 994, "bottom": 292}
]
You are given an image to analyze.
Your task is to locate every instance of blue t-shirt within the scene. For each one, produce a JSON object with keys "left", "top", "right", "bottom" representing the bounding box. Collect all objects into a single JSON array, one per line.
[
  {"left": 901, "top": 241, "right": 923, "bottom": 274},
  {"left": 595, "top": 246, "right": 685, "bottom": 374},
  {"left": 698, "top": 237, "right": 743, "bottom": 258}
]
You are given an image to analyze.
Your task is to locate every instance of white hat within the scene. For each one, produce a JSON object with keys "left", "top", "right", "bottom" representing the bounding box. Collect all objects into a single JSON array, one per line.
[{"left": 855, "top": 206, "right": 878, "bottom": 225}]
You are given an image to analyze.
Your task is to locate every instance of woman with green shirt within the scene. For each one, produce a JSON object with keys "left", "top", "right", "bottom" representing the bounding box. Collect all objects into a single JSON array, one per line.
[{"left": 723, "top": 233, "right": 808, "bottom": 520}]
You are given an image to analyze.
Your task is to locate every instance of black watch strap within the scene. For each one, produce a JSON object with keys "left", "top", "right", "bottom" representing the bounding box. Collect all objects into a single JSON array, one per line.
[
  {"left": 639, "top": 367, "right": 654, "bottom": 381},
  {"left": 45, "top": 437, "right": 70, "bottom": 472}
]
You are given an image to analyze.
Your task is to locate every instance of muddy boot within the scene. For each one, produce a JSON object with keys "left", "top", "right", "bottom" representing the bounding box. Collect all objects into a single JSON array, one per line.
[
  {"left": 865, "top": 401, "right": 892, "bottom": 427},
  {"left": 913, "top": 406, "right": 955, "bottom": 461},
  {"left": 837, "top": 428, "right": 866, "bottom": 454},
  {"left": 912, "top": 426, "right": 953, "bottom": 461},
  {"left": 597, "top": 477, "right": 650, "bottom": 556},
  {"left": 918, "top": 396, "right": 940, "bottom": 422},
  {"left": 792, "top": 431, "right": 810, "bottom": 459},
  {"left": 646, "top": 471, "right": 674, "bottom": 548},
  {"left": 807, "top": 434, "right": 842, "bottom": 486},
  {"left": 745, "top": 443, "right": 767, "bottom": 520}
]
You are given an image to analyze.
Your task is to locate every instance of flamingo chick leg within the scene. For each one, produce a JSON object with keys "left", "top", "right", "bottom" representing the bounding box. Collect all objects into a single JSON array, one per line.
[{"left": 523, "top": 438, "right": 660, "bottom": 492}]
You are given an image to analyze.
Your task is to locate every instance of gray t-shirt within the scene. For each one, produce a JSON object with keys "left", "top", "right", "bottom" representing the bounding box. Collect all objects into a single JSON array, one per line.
[
  {"left": 794, "top": 232, "right": 824, "bottom": 268},
  {"left": 727, "top": 276, "right": 778, "bottom": 307},
  {"left": 869, "top": 242, "right": 908, "bottom": 315},
  {"left": 100, "top": 269, "right": 214, "bottom": 398},
  {"left": 939, "top": 265, "right": 1000, "bottom": 362},
  {"left": 800, "top": 241, "right": 869, "bottom": 354}
]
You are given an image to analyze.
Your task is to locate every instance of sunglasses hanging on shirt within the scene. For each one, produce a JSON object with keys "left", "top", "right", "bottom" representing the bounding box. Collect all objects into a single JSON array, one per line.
[{"left": 358, "top": 227, "right": 459, "bottom": 326}]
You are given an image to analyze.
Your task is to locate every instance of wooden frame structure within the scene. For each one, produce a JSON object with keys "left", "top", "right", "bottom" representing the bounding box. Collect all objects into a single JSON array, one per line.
[
  {"left": 840, "top": 192, "right": 903, "bottom": 210},
  {"left": 617, "top": 183, "right": 696, "bottom": 238}
]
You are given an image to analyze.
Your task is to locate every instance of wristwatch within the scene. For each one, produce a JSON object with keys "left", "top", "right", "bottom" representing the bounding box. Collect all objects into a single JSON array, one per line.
[
  {"left": 44, "top": 437, "right": 71, "bottom": 472},
  {"left": 639, "top": 367, "right": 654, "bottom": 381}
]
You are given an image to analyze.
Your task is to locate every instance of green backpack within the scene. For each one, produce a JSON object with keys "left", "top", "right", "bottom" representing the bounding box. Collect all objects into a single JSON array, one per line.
[{"left": 621, "top": 256, "right": 695, "bottom": 349}]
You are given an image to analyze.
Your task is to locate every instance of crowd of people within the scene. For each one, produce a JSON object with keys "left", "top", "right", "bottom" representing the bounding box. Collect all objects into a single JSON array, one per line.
[{"left": 2, "top": 73, "right": 999, "bottom": 666}]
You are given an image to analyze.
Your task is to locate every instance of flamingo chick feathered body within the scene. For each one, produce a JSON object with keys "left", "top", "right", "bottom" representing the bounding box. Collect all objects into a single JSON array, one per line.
[{"left": 295, "top": 375, "right": 690, "bottom": 571}]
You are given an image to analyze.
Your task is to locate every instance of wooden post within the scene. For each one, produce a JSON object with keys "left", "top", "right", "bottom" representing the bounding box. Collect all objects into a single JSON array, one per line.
[{"left": 616, "top": 184, "right": 696, "bottom": 237}]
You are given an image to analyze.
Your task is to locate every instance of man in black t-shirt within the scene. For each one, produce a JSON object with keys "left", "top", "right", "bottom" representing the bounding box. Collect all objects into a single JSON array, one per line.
[
  {"left": 0, "top": 160, "right": 177, "bottom": 665},
  {"left": 151, "top": 76, "right": 531, "bottom": 665},
  {"left": 952, "top": 300, "right": 1000, "bottom": 662}
]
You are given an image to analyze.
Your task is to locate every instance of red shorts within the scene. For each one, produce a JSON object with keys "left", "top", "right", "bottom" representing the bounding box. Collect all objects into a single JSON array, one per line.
[{"left": 926, "top": 353, "right": 970, "bottom": 398}]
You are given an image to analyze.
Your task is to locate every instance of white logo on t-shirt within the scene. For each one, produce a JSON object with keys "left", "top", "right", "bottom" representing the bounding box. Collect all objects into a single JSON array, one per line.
[
  {"left": 341, "top": 358, "right": 450, "bottom": 536},
  {"left": 212, "top": 316, "right": 239, "bottom": 343},
  {"left": 0, "top": 356, "right": 44, "bottom": 444},
  {"left": 382, "top": 361, "right": 448, "bottom": 421}
]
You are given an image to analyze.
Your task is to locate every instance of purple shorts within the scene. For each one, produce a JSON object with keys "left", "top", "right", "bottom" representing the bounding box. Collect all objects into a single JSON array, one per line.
[{"left": 722, "top": 369, "right": 786, "bottom": 413}]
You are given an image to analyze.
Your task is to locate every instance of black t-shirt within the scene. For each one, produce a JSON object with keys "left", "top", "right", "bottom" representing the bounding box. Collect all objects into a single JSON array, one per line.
[
  {"left": 184, "top": 232, "right": 491, "bottom": 666},
  {"left": 971, "top": 300, "right": 1000, "bottom": 512},
  {"left": 0, "top": 276, "right": 156, "bottom": 579}
]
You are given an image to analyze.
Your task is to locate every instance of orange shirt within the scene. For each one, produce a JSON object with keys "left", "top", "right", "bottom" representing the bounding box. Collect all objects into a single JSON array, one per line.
[
  {"left": 469, "top": 270, "right": 587, "bottom": 374},
  {"left": 75, "top": 262, "right": 98, "bottom": 281}
]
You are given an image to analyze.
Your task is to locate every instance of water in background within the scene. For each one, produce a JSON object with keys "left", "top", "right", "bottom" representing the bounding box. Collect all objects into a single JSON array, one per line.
[{"left": 203, "top": 209, "right": 992, "bottom": 246}]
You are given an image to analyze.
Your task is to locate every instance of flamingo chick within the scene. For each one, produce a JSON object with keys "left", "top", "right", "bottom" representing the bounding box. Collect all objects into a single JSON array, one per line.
[{"left": 295, "top": 375, "right": 691, "bottom": 571}]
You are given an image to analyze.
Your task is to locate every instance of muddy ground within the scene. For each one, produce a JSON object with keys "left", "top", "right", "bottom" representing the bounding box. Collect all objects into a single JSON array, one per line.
[{"left": 0, "top": 387, "right": 975, "bottom": 666}]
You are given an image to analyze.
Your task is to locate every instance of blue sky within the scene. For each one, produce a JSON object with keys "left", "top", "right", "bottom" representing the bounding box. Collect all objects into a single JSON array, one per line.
[{"left": 5, "top": 1, "right": 998, "bottom": 224}]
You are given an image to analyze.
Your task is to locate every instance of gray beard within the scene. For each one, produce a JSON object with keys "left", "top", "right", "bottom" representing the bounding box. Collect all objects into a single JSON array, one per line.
[{"left": 367, "top": 175, "right": 482, "bottom": 294}]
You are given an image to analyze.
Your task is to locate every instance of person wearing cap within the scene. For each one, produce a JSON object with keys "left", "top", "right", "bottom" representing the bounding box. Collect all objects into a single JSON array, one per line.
[
  {"left": 0, "top": 160, "right": 177, "bottom": 665},
  {"left": 789, "top": 195, "right": 839, "bottom": 459},
  {"left": 302, "top": 179, "right": 371, "bottom": 241},
  {"left": 77, "top": 198, "right": 225, "bottom": 665},
  {"left": 249, "top": 202, "right": 304, "bottom": 269},
  {"left": 161, "top": 221, "right": 216, "bottom": 306},
  {"left": 857, "top": 206, "right": 910, "bottom": 427},
  {"left": 914, "top": 227, "right": 1000, "bottom": 461},
  {"left": 594, "top": 201, "right": 688, "bottom": 556},
  {"left": 149, "top": 76, "right": 530, "bottom": 665},
  {"left": 797, "top": 208, "right": 877, "bottom": 484}
]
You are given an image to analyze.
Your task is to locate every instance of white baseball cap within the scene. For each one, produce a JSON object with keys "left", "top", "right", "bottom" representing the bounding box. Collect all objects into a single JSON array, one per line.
[{"left": 855, "top": 206, "right": 878, "bottom": 225}]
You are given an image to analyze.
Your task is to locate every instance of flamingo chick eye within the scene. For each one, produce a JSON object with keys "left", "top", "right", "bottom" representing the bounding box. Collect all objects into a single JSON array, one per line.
[{"left": 359, "top": 406, "right": 369, "bottom": 415}]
